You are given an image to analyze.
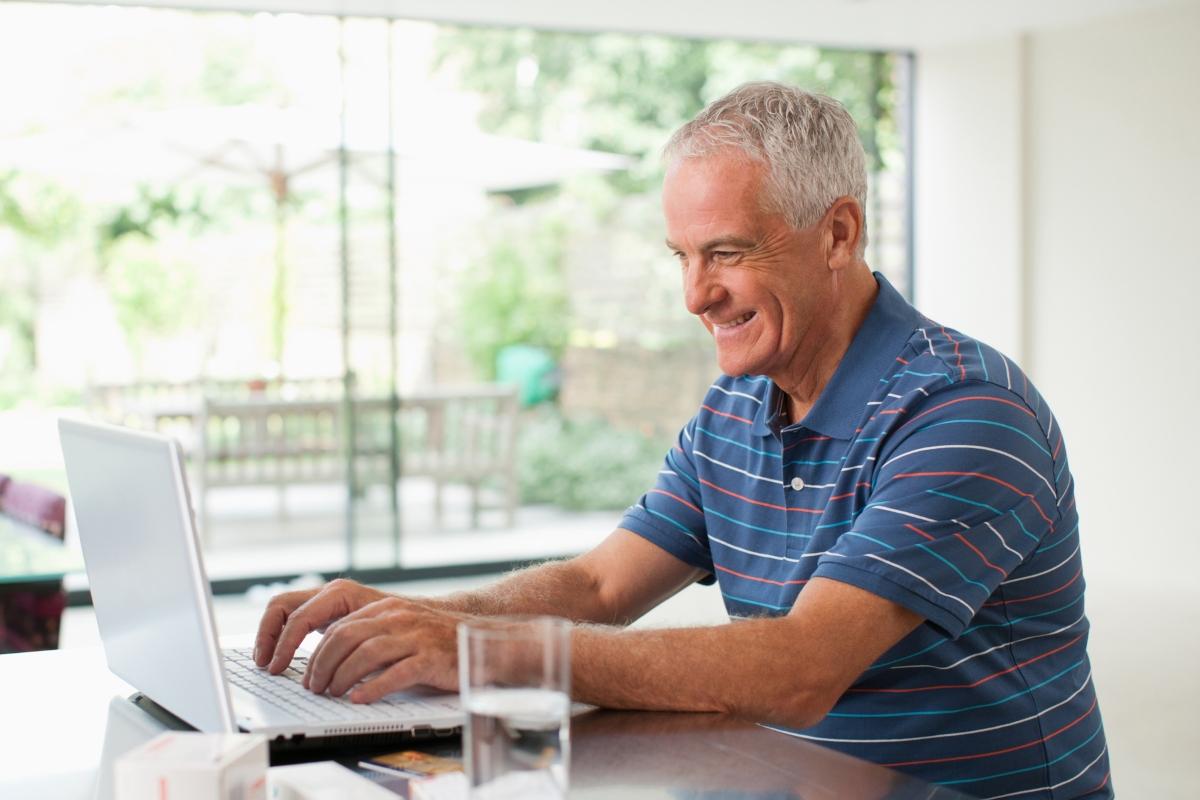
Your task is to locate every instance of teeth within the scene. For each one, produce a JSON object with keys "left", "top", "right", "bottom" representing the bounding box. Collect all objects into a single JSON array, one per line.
[{"left": 717, "top": 312, "right": 754, "bottom": 329}]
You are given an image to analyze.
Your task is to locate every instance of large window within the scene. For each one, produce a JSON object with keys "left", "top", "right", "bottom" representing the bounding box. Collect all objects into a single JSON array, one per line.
[{"left": 0, "top": 4, "right": 911, "bottom": 588}]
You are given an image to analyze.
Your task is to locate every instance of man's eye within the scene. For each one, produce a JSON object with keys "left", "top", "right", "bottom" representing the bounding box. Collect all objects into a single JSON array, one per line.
[{"left": 712, "top": 251, "right": 739, "bottom": 261}]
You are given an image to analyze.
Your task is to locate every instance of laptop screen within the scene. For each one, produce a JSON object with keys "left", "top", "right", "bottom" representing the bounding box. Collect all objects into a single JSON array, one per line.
[{"left": 59, "top": 419, "right": 236, "bottom": 733}]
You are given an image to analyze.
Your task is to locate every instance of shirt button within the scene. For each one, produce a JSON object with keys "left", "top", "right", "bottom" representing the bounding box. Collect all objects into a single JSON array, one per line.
[{"left": 790, "top": 477, "right": 805, "bottom": 491}]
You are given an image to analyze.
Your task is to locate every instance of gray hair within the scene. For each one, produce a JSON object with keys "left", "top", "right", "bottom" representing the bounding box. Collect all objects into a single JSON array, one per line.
[{"left": 663, "top": 82, "right": 869, "bottom": 254}]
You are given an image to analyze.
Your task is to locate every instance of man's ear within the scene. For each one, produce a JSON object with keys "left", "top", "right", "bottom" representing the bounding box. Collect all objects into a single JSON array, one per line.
[{"left": 823, "top": 196, "right": 864, "bottom": 270}]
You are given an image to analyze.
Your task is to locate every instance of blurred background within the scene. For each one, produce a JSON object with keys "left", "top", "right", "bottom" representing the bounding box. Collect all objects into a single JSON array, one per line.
[
  {"left": 0, "top": 5, "right": 910, "bottom": 580},
  {"left": 0, "top": 0, "right": 1196, "bottom": 796}
]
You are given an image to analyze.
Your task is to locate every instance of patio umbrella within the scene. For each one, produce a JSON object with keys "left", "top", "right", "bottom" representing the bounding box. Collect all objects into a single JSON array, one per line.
[{"left": 104, "top": 103, "right": 636, "bottom": 365}]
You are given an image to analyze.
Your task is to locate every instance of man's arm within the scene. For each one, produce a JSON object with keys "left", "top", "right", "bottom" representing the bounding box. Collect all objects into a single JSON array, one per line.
[
  {"left": 259, "top": 530, "right": 922, "bottom": 729},
  {"left": 434, "top": 529, "right": 707, "bottom": 623},
  {"left": 314, "top": 571, "right": 920, "bottom": 726},
  {"left": 253, "top": 528, "right": 704, "bottom": 672},
  {"left": 571, "top": 576, "right": 922, "bottom": 728}
]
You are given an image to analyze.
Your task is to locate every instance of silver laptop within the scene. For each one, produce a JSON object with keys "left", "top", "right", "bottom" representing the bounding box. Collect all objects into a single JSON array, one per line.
[{"left": 59, "top": 417, "right": 463, "bottom": 742}]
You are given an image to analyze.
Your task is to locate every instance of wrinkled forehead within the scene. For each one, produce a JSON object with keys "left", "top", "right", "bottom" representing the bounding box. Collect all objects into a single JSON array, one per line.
[
  {"left": 663, "top": 151, "right": 769, "bottom": 206},
  {"left": 662, "top": 153, "right": 775, "bottom": 241}
]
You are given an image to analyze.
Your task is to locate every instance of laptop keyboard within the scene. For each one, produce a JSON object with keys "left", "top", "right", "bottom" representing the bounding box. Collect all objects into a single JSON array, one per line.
[{"left": 222, "top": 647, "right": 457, "bottom": 724}]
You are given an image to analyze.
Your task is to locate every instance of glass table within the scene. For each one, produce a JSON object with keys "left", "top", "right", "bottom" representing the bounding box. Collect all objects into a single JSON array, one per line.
[{"left": 0, "top": 515, "right": 83, "bottom": 585}]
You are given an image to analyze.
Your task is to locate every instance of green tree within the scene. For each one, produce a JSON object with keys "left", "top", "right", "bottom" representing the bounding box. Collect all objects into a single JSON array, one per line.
[
  {"left": 458, "top": 217, "right": 569, "bottom": 380},
  {"left": 97, "top": 186, "right": 211, "bottom": 365},
  {"left": 103, "top": 237, "right": 200, "bottom": 353},
  {"left": 0, "top": 172, "right": 85, "bottom": 375},
  {"left": 434, "top": 28, "right": 900, "bottom": 190}
]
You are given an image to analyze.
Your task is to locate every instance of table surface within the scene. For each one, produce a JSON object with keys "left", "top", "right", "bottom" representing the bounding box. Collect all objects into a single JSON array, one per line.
[
  {"left": 0, "top": 645, "right": 974, "bottom": 800},
  {"left": 0, "top": 515, "right": 83, "bottom": 584}
]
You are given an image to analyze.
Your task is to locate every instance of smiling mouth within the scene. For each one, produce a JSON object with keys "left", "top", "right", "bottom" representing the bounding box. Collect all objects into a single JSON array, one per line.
[{"left": 713, "top": 311, "right": 756, "bottom": 330}]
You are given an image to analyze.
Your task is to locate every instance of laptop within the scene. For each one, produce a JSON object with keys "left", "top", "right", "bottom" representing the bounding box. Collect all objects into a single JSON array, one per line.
[{"left": 58, "top": 417, "right": 463, "bottom": 745}]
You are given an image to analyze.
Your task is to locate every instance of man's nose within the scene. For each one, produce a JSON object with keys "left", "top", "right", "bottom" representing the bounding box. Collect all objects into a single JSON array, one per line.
[{"left": 683, "top": 263, "right": 726, "bottom": 317}]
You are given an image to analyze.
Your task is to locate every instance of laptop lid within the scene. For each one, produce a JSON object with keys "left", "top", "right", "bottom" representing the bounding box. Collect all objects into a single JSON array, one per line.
[{"left": 58, "top": 418, "right": 237, "bottom": 733}]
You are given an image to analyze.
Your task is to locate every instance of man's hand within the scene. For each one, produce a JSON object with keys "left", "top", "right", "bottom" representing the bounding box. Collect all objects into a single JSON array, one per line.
[
  {"left": 254, "top": 578, "right": 390, "bottom": 673},
  {"left": 302, "top": 596, "right": 462, "bottom": 702}
]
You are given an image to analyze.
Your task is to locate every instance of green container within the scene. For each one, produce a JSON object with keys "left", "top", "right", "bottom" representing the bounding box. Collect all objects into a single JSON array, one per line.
[{"left": 496, "top": 345, "right": 559, "bottom": 406}]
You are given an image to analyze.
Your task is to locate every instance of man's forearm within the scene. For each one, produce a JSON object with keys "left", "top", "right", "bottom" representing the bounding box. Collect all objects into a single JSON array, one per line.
[
  {"left": 570, "top": 618, "right": 832, "bottom": 729},
  {"left": 420, "top": 558, "right": 617, "bottom": 623}
]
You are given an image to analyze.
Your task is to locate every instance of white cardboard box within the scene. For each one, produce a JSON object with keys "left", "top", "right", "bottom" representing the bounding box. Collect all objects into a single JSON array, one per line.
[
  {"left": 115, "top": 731, "right": 268, "bottom": 800},
  {"left": 268, "top": 762, "right": 405, "bottom": 799}
]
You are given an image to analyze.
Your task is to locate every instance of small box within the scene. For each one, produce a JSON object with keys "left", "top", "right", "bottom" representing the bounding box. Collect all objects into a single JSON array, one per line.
[{"left": 115, "top": 731, "right": 268, "bottom": 800}]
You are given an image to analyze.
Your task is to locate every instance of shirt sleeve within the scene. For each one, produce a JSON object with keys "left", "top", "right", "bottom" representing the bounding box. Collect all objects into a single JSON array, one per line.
[
  {"left": 812, "top": 380, "right": 1062, "bottom": 637},
  {"left": 619, "top": 416, "right": 715, "bottom": 582}
]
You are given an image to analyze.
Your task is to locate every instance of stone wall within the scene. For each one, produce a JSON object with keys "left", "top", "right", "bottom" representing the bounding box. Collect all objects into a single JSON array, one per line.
[{"left": 559, "top": 343, "right": 717, "bottom": 440}]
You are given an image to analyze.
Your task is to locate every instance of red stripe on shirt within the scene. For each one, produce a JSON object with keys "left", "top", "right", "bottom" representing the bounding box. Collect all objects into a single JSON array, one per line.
[
  {"left": 942, "top": 326, "right": 967, "bottom": 380},
  {"left": 882, "top": 695, "right": 1099, "bottom": 768},
  {"left": 649, "top": 488, "right": 701, "bottom": 514},
  {"left": 954, "top": 532, "right": 1008, "bottom": 576},
  {"left": 1086, "top": 770, "right": 1111, "bottom": 795},
  {"left": 904, "top": 522, "right": 936, "bottom": 541},
  {"left": 715, "top": 563, "right": 808, "bottom": 587},
  {"left": 851, "top": 634, "right": 1084, "bottom": 694},
  {"left": 699, "top": 478, "right": 822, "bottom": 514},
  {"left": 893, "top": 470, "right": 1053, "bottom": 525},
  {"left": 701, "top": 404, "right": 753, "bottom": 424},
  {"left": 901, "top": 395, "right": 1036, "bottom": 430},
  {"left": 829, "top": 482, "right": 872, "bottom": 501},
  {"left": 985, "top": 568, "right": 1082, "bottom": 607}
]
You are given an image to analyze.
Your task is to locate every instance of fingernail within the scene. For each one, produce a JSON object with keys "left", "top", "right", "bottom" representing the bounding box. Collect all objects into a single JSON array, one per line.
[{"left": 253, "top": 645, "right": 260, "bottom": 663}]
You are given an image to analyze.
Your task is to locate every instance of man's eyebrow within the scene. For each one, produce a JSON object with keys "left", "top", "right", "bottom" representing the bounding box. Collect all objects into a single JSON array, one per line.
[{"left": 664, "top": 236, "right": 756, "bottom": 252}]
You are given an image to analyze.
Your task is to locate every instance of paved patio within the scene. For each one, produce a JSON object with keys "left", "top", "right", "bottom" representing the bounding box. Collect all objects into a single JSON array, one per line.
[{"left": 173, "top": 477, "right": 615, "bottom": 581}]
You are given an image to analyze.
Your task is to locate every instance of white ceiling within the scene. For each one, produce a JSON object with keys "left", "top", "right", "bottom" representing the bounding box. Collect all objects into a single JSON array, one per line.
[{"left": 42, "top": 0, "right": 1194, "bottom": 49}]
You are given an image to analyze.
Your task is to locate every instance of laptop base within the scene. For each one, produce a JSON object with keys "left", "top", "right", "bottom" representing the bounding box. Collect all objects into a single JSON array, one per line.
[{"left": 128, "top": 692, "right": 461, "bottom": 765}]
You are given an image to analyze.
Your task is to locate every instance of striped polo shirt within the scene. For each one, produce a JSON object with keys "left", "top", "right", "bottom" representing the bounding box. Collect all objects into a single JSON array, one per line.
[{"left": 620, "top": 274, "right": 1111, "bottom": 799}]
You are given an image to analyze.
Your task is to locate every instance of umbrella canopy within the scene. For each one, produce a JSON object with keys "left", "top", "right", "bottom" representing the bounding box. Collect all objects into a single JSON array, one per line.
[{"left": 1, "top": 105, "right": 635, "bottom": 194}]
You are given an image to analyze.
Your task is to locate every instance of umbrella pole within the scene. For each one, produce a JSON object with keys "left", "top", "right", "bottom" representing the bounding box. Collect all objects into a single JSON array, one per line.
[
  {"left": 270, "top": 153, "right": 288, "bottom": 371},
  {"left": 386, "top": 18, "right": 402, "bottom": 566},
  {"left": 338, "top": 16, "right": 356, "bottom": 569}
]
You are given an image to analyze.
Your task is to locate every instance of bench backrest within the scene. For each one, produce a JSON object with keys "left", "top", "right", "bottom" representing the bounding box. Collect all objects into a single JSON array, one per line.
[{"left": 195, "top": 387, "right": 519, "bottom": 487}]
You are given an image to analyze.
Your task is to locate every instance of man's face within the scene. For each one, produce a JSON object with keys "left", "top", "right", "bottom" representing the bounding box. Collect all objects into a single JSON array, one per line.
[{"left": 663, "top": 151, "right": 830, "bottom": 380}]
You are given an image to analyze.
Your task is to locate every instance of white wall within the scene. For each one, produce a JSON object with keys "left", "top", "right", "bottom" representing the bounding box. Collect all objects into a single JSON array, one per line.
[
  {"left": 915, "top": 3, "right": 1200, "bottom": 796},
  {"left": 914, "top": 36, "right": 1025, "bottom": 359},
  {"left": 1027, "top": 9, "right": 1200, "bottom": 796}
]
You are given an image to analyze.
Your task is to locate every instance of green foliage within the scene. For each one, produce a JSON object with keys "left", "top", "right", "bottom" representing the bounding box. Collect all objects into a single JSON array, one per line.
[
  {"left": 104, "top": 235, "right": 200, "bottom": 342},
  {"left": 106, "top": 27, "right": 285, "bottom": 110},
  {"left": 0, "top": 171, "right": 84, "bottom": 244},
  {"left": 97, "top": 186, "right": 213, "bottom": 351},
  {"left": 458, "top": 218, "right": 570, "bottom": 379},
  {"left": 0, "top": 172, "right": 85, "bottom": 374},
  {"left": 435, "top": 28, "right": 900, "bottom": 193},
  {"left": 200, "top": 39, "right": 284, "bottom": 106},
  {"left": 98, "top": 185, "right": 212, "bottom": 250},
  {"left": 517, "top": 408, "right": 669, "bottom": 511}
]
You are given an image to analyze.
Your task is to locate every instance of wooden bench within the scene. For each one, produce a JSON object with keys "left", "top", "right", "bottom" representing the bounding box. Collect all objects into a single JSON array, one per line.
[{"left": 192, "top": 387, "right": 519, "bottom": 534}]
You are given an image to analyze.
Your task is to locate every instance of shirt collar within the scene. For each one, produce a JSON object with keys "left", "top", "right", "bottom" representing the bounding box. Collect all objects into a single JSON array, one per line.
[{"left": 750, "top": 272, "right": 921, "bottom": 440}]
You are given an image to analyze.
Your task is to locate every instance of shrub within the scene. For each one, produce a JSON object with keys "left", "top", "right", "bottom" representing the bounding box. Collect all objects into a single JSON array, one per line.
[{"left": 517, "top": 407, "right": 669, "bottom": 511}]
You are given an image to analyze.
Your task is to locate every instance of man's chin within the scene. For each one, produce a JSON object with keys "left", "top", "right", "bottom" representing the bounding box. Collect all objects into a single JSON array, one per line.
[{"left": 716, "top": 356, "right": 763, "bottom": 379}]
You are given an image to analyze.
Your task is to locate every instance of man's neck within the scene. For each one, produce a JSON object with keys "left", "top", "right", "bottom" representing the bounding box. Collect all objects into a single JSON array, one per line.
[{"left": 774, "top": 269, "right": 878, "bottom": 426}]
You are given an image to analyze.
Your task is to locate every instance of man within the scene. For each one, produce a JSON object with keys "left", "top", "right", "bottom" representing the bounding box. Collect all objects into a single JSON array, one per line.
[{"left": 255, "top": 83, "right": 1110, "bottom": 799}]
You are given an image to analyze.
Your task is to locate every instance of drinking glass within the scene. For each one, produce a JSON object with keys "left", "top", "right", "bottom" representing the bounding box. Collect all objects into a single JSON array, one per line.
[{"left": 457, "top": 616, "right": 572, "bottom": 799}]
